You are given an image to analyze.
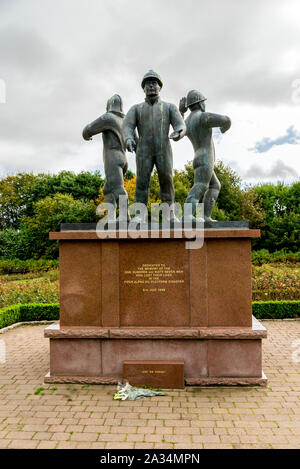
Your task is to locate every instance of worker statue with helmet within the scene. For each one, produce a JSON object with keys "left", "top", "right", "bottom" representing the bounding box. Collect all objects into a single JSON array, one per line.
[
  {"left": 82, "top": 94, "right": 129, "bottom": 221},
  {"left": 123, "top": 70, "right": 186, "bottom": 223},
  {"left": 179, "top": 90, "right": 231, "bottom": 223}
]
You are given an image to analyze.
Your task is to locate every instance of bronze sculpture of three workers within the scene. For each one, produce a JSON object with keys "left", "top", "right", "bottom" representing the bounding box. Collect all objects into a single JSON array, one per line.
[{"left": 82, "top": 70, "right": 231, "bottom": 223}]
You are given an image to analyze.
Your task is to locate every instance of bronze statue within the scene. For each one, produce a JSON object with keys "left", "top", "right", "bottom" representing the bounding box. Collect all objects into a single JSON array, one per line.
[
  {"left": 180, "top": 90, "right": 231, "bottom": 222},
  {"left": 82, "top": 94, "right": 129, "bottom": 221},
  {"left": 123, "top": 70, "right": 186, "bottom": 222}
]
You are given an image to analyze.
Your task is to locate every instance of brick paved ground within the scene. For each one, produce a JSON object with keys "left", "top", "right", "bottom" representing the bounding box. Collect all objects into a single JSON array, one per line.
[{"left": 0, "top": 320, "right": 299, "bottom": 449}]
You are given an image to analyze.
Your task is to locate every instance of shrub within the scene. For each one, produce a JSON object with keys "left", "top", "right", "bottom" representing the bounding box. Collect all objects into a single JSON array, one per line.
[
  {"left": 22, "top": 193, "right": 97, "bottom": 259},
  {"left": 252, "top": 249, "right": 300, "bottom": 266},
  {"left": 0, "top": 258, "right": 59, "bottom": 275},
  {"left": 0, "top": 227, "right": 34, "bottom": 260},
  {"left": 18, "top": 303, "right": 59, "bottom": 322},
  {"left": 252, "top": 301, "right": 300, "bottom": 319},
  {"left": 0, "top": 276, "right": 59, "bottom": 308},
  {"left": 252, "top": 264, "right": 300, "bottom": 301},
  {"left": 0, "top": 303, "right": 59, "bottom": 328}
]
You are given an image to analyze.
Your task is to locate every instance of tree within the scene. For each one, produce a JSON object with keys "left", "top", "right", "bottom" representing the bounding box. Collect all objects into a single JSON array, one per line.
[
  {"left": 22, "top": 193, "right": 97, "bottom": 259},
  {"left": 0, "top": 173, "right": 36, "bottom": 229},
  {"left": 253, "top": 182, "right": 300, "bottom": 252},
  {"left": 0, "top": 171, "right": 105, "bottom": 229}
]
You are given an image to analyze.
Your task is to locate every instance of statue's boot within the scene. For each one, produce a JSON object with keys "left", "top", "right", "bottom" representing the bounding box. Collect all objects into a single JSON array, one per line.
[
  {"left": 129, "top": 213, "right": 148, "bottom": 225},
  {"left": 164, "top": 208, "right": 180, "bottom": 226},
  {"left": 116, "top": 197, "right": 130, "bottom": 223},
  {"left": 203, "top": 188, "right": 219, "bottom": 223},
  {"left": 104, "top": 193, "right": 117, "bottom": 224},
  {"left": 182, "top": 197, "right": 204, "bottom": 224},
  {"left": 157, "top": 201, "right": 181, "bottom": 226}
]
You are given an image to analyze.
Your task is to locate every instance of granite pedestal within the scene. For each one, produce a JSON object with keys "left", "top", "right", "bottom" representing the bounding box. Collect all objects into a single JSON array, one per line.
[{"left": 44, "top": 225, "right": 267, "bottom": 386}]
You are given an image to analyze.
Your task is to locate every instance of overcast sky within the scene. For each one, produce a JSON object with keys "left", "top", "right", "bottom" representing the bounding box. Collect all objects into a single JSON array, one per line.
[{"left": 0, "top": 0, "right": 299, "bottom": 184}]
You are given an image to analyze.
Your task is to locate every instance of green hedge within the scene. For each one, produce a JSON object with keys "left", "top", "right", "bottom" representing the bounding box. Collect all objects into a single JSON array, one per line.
[
  {"left": 251, "top": 249, "right": 300, "bottom": 266},
  {"left": 0, "top": 258, "right": 59, "bottom": 275},
  {"left": 252, "top": 301, "right": 300, "bottom": 319},
  {"left": 0, "top": 303, "right": 59, "bottom": 329},
  {"left": 0, "top": 301, "right": 299, "bottom": 329}
]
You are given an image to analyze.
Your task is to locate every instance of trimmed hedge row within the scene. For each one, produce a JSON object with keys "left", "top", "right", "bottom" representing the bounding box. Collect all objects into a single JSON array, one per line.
[
  {"left": 251, "top": 249, "right": 300, "bottom": 266},
  {"left": 0, "top": 301, "right": 299, "bottom": 329},
  {"left": 0, "top": 303, "right": 59, "bottom": 329},
  {"left": 252, "top": 300, "right": 300, "bottom": 319},
  {"left": 0, "top": 258, "right": 59, "bottom": 275}
]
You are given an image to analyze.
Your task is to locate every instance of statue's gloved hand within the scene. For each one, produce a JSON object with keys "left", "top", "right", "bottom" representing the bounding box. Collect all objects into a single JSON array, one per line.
[
  {"left": 82, "top": 126, "right": 92, "bottom": 141},
  {"left": 169, "top": 130, "right": 182, "bottom": 141},
  {"left": 220, "top": 117, "right": 231, "bottom": 134},
  {"left": 179, "top": 97, "right": 187, "bottom": 116},
  {"left": 126, "top": 138, "right": 136, "bottom": 153}
]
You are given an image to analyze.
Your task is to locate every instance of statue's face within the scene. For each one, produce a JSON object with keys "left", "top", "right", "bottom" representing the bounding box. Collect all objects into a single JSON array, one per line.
[{"left": 144, "top": 79, "right": 161, "bottom": 97}]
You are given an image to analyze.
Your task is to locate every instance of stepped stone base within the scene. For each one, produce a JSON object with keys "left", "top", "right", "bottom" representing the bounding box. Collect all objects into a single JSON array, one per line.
[
  {"left": 45, "top": 227, "right": 267, "bottom": 387},
  {"left": 44, "top": 318, "right": 267, "bottom": 386}
]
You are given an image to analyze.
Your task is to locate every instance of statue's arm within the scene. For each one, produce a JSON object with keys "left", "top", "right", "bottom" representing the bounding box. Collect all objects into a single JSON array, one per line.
[
  {"left": 202, "top": 112, "right": 231, "bottom": 133},
  {"left": 82, "top": 115, "right": 107, "bottom": 140},
  {"left": 179, "top": 97, "right": 188, "bottom": 118},
  {"left": 123, "top": 106, "right": 137, "bottom": 152},
  {"left": 169, "top": 104, "right": 186, "bottom": 141}
]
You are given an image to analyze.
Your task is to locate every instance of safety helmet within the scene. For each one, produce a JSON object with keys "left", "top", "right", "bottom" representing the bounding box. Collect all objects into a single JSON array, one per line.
[
  {"left": 186, "top": 90, "right": 206, "bottom": 108},
  {"left": 106, "top": 94, "right": 124, "bottom": 114},
  {"left": 141, "top": 70, "right": 163, "bottom": 89}
]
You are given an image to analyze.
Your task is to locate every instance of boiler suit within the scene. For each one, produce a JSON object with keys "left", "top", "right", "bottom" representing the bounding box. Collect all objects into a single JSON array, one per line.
[{"left": 123, "top": 97, "right": 185, "bottom": 206}]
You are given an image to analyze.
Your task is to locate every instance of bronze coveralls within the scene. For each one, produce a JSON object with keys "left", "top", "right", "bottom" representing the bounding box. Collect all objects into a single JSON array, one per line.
[{"left": 123, "top": 97, "right": 185, "bottom": 205}]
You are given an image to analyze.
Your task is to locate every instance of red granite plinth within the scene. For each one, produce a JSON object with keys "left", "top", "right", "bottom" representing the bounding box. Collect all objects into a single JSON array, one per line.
[{"left": 45, "top": 229, "right": 267, "bottom": 386}]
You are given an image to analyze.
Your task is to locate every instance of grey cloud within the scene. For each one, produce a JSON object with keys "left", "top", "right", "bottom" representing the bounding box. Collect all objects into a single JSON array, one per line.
[
  {"left": 243, "top": 160, "right": 298, "bottom": 181},
  {"left": 249, "top": 126, "right": 300, "bottom": 153},
  {"left": 0, "top": 27, "right": 58, "bottom": 74}
]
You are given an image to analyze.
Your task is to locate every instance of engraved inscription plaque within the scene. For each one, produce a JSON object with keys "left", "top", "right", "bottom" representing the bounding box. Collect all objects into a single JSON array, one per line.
[
  {"left": 119, "top": 240, "right": 189, "bottom": 326},
  {"left": 123, "top": 360, "right": 185, "bottom": 389}
]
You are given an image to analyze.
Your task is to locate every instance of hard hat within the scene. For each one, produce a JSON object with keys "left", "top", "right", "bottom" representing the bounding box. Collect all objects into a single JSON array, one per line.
[
  {"left": 106, "top": 94, "right": 124, "bottom": 114},
  {"left": 186, "top": 90, "right": 206, "bottom": 107},
  {"left": 141, "top": 70, "right": 163, "bottom": 89}
]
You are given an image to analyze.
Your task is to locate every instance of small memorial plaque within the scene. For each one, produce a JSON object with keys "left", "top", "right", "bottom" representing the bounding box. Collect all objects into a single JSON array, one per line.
[{"left": 123, "top": 360, "right": 185, "bottom": 389}]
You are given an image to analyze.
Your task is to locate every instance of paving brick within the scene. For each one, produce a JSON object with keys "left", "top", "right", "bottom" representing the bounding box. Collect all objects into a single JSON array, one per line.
[
  {"left": 66, "top": 424, "right": 84, "bottom": 433},
  {"left": 79, "top": 418, "right": 104, "bottom": 426},
  {"left": 110, "top": 426, "right": 137, "bottom": 434},
  {"left": 134, "top": 442, "right": 155, "bottom": 449},
  {"left": 173, "top": 426, "right": 200, "bottom": 435},
  {"left": 5, "top": 431, "right": 35, "bottom": 440},
  {"left": 103, "top": 418, "right": 121, "bottom": 426},
  {"left": 126, "top": 434, "right": 147, "bottom": 442},
  {"left": 70, "top": 432, "right": 99, "bottom": 442},
  {"left": 154, "top": 443, "right": 174, "bottom": 448},
  {"left": 192, "top": 435, "right": 221, "bottom": 443},
  {"left": 32, "top": 431, "right": 53, "bottom": 440},
  {"left": 98, "top": 433, "right": 126, "bottom": 442},
  {"left": 50, "top": 432, "right": 69, "bottom": 441},
  {"left": 8, "top": 440, "right": 39, "bottom": 449},
  {"left": 106, "top": 442, "right": 135, "bottom": 448},
  {"left": 203, "top": 443, "right": 233, "bottom": 449},
  {"left": 91, "top": 442, "right": 106, "bottom": 449},
  {"left": 0, "top": 440, "right": 10, "bottom": 449},
  {"left": 37, "top": 441, "right": 57, "bottom": 449},
  {"left": 56, "top": 441, "right": 78, "bottom": 449},
  {"left": 155, "top": 426, "right": 173, "bottom": 435}
]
